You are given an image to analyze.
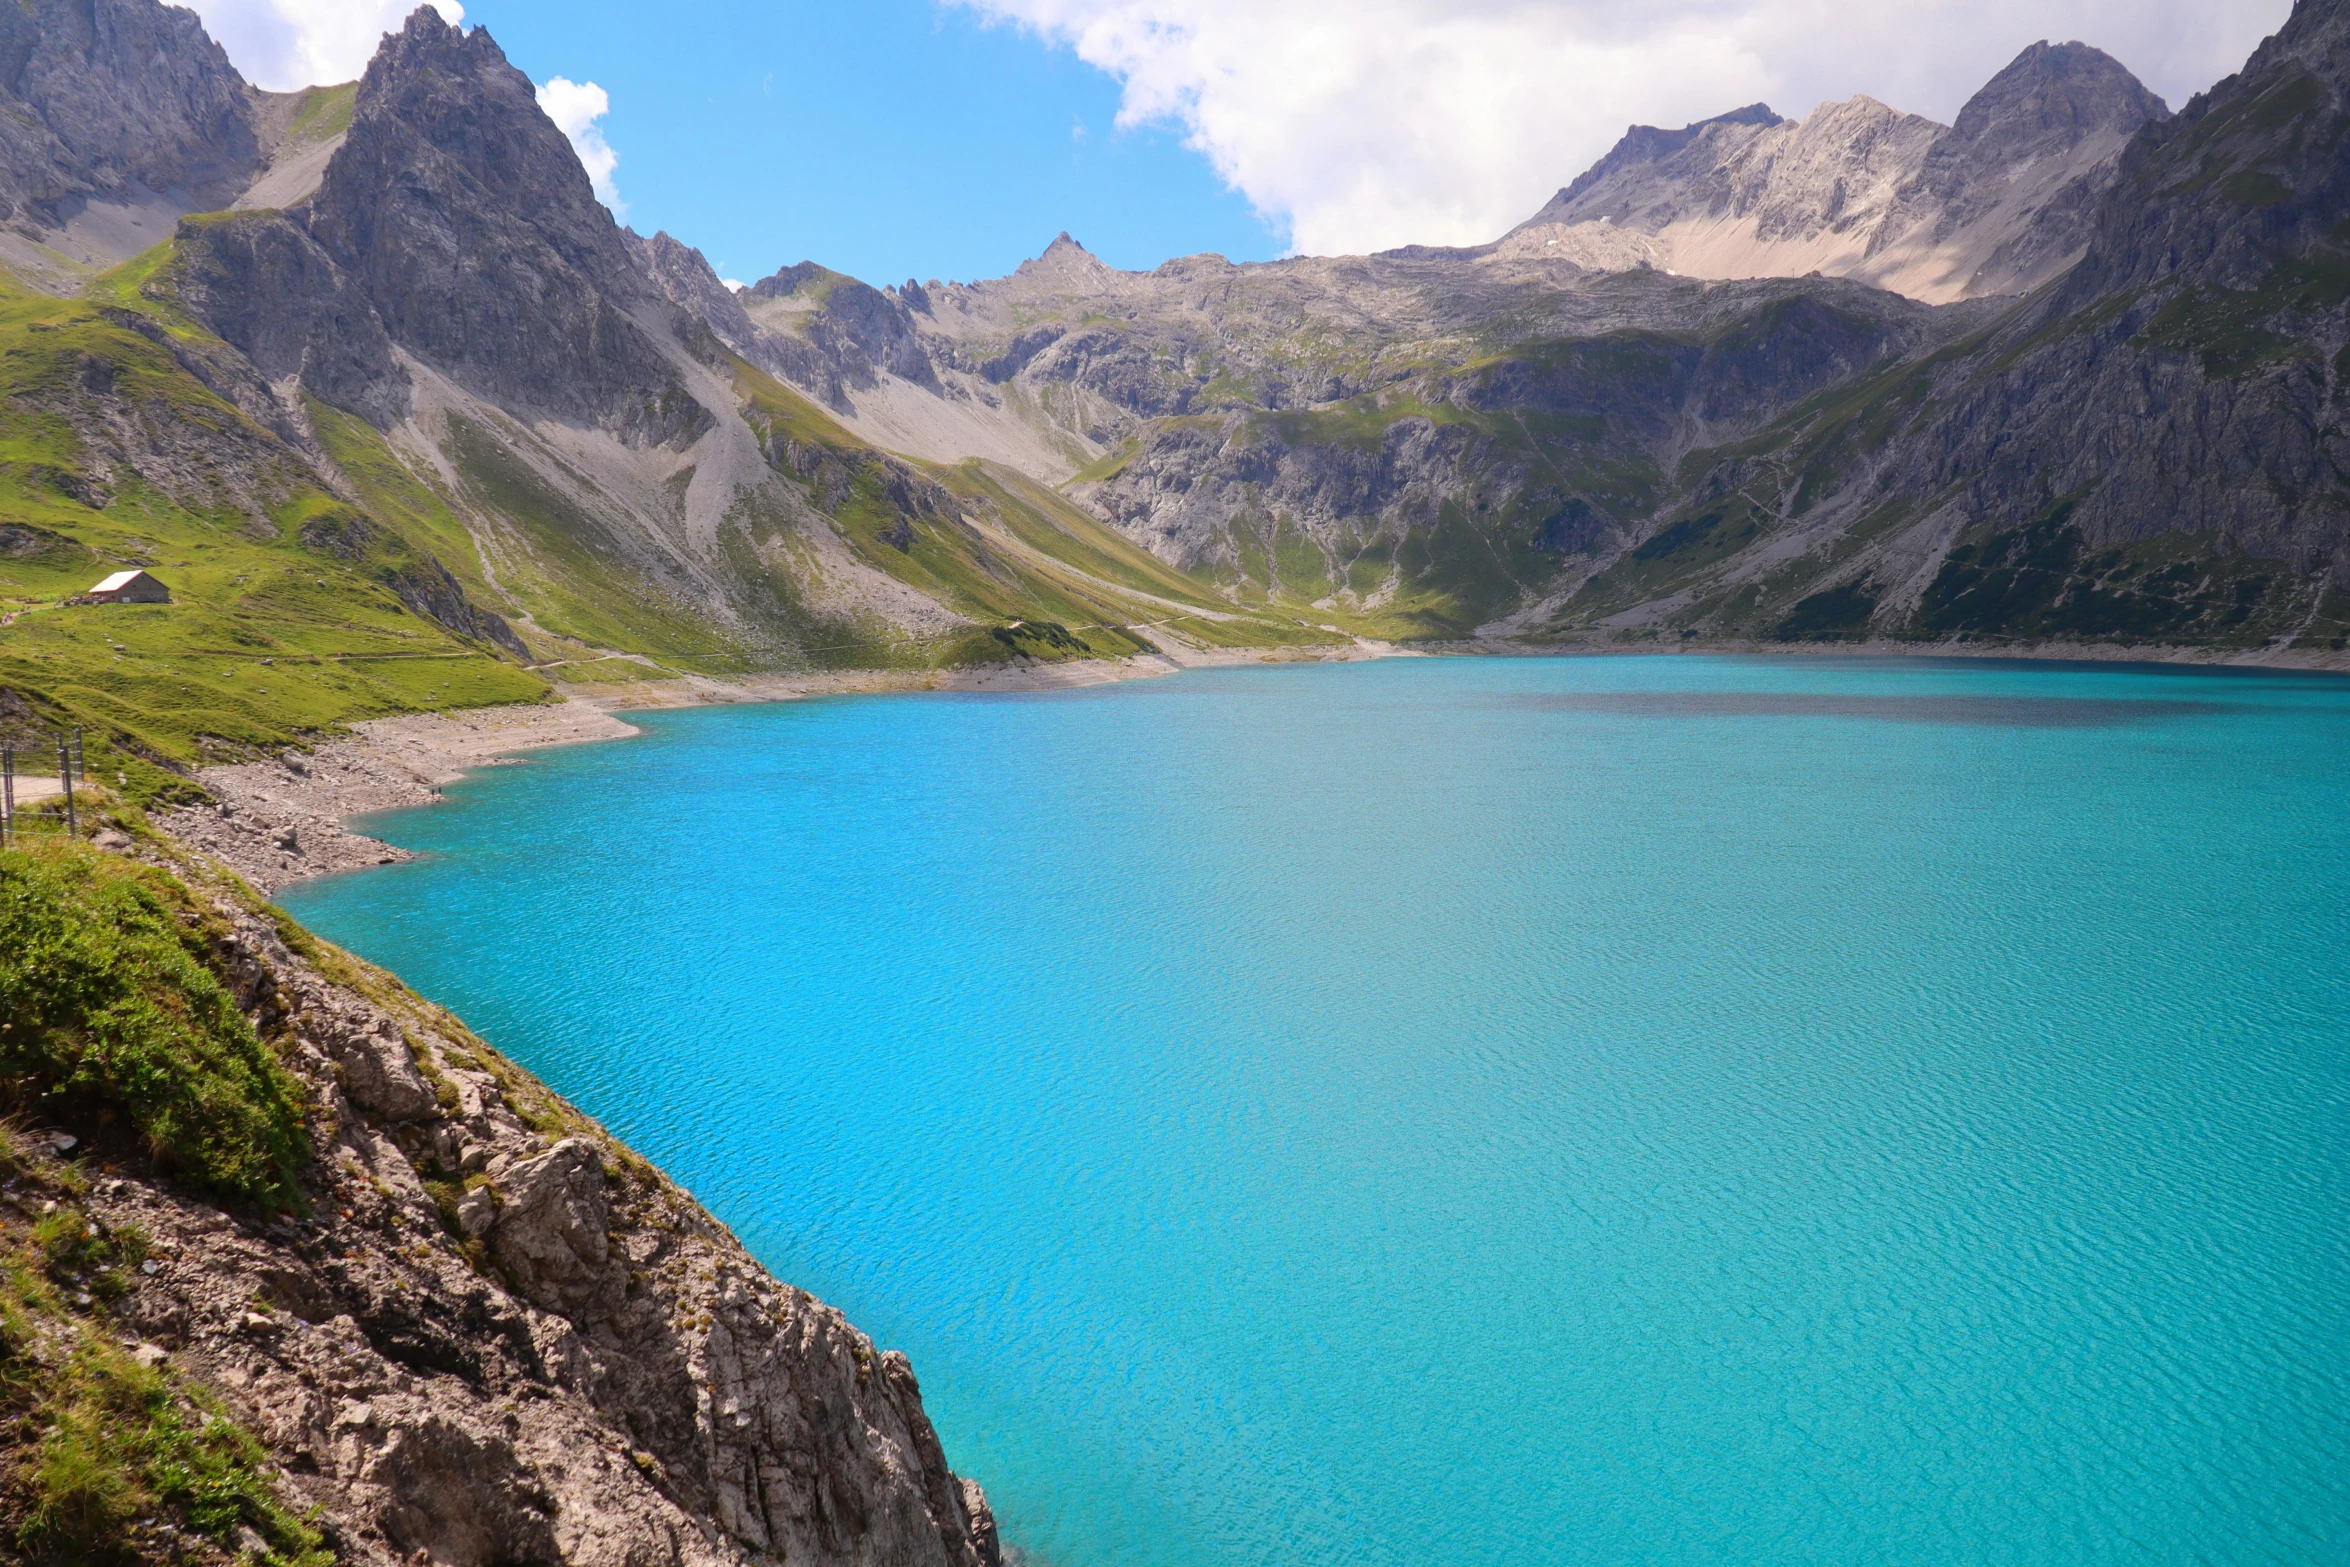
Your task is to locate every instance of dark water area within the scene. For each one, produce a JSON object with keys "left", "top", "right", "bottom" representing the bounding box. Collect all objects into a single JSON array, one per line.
[{"left": 1490, "top": 689, "right": 2245, "bottom": 725}]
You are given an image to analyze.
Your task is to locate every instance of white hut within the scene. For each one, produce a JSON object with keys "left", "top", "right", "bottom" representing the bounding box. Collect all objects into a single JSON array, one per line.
[{"left": 82, "top": 570, "right": 170, "bottom": 604}]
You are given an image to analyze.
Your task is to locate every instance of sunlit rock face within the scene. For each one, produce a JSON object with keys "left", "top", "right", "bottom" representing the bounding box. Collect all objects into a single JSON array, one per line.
[{"left": 1505, "top": 41, "right": 2170, "bottom": 303}]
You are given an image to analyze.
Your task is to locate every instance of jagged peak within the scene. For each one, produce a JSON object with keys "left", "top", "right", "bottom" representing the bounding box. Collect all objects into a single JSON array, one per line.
[
  {"left": 380, "top": 2, "right": 493, "bottom": 70},
  {"left": 327, "top": 2, "right": 623, "bottom": 262},
  {"left": 1542, "top": 103, "right": 1785, "bottom": 213},
  {"left": 1947, "top": 39, "right": 2169, "bottom": 144},
  {"left": 1015, "top": 231, "right": 1115, "bottom": 281},
  {"left": 2240, "top": 0, "right": 2350, "bottom": 91},
  {"left": 746, "top": 260, "right": 848, "bottom": 299},
  {"left": 1790, "top": 93, "right": 1939, "bottom": 135}
]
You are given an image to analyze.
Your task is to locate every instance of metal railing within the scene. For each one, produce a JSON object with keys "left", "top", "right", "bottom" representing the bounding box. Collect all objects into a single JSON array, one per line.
[{"left": 0, "top": 725, "right": 85, "bottom": 844}]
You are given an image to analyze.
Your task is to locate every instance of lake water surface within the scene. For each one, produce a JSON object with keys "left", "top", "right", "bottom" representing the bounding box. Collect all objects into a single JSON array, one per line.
[{"left": 282, "top": 654, "right": 2350, "bottom": 1567}]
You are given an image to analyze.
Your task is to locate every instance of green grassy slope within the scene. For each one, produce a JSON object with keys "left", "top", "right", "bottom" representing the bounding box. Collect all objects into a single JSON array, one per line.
[
  {"left": 730, "top": 362, "right": 1339, "bottom": 661},
  {"left": 0, "top": 262, "right": 544, "bottom": 800},
  {"left": 0, "top": 840, "right": 335, "bottom": 1563}
]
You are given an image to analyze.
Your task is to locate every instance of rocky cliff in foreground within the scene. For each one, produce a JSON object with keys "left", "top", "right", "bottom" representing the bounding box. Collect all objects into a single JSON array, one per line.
[{"left": 0, "top": 833, "right": 1001, "bottom": 1567}]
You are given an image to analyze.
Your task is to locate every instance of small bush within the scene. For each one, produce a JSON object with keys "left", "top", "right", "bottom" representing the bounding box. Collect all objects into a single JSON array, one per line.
[
  {"left": 0, "top": 844, "right": 309, "bottom": 1207},
  {"left": 34, "top": 1209, "right": 145, "bottom": 1303}
]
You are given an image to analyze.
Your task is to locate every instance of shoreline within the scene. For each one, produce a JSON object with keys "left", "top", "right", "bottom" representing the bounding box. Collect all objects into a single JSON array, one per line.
[
  {"left": 157, "top": 700, "right": 644, "bottom": 891},
  {"left": 553, "top": 636, "right": 1404, "bottom": 711},
  {"left": 159, "top": 639, "right": 1405, "bottom": 890},
  {"left": 159, "top": 630, "right": 2348, "bottom": 893}
]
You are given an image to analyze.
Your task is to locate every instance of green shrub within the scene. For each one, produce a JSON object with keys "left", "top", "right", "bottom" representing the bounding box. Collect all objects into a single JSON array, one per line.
[
  {"left": 0, "top": 844, "right": 308, "bottom": 1207},
  {"left": 33, "top": 1209, "right": 145, "bottom": 1303}
]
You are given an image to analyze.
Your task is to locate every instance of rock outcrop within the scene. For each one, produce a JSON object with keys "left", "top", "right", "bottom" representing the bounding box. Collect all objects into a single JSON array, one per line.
[
  {"left": 1873, "top": 42, "right": 2171, "bottom": 297},
  {"left": 1858, "top": 0, "right": 2350, "bottom": 579},
  {"left": 0, "top": 0, "right": 260, "bottom": 238},
  {"left": 306, "top": 12, "right": 705, "bottom": 440},
  {"left": 61, "top": 866, "right": 1002, "bottom": 1567}
]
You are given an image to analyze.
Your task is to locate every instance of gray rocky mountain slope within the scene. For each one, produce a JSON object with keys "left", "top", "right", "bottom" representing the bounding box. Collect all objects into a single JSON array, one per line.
[
  {"left": 179, "top": 11, "right": 705, "bottom": 442},
  {"left": 0, "top": 0, "right": 258, "bottom": 262},
  {"left": 0, "top": 0, "right": 366, "bottom": 289},
  {"left": 1695, "top": 0, "right": 2350, "bottom": 643},
  {"left": 1505, "top": 42, "right": 2170, "bottom": 302}
]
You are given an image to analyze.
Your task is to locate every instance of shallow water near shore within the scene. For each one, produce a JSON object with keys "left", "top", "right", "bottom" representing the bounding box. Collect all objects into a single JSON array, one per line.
[{"left": 282, "top": 653, "right": 2350, "bottom": 1567}]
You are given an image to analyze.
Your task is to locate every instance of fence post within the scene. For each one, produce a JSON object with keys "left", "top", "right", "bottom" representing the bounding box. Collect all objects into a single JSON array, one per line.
[
  {"left": 58, "top": 739, "right": 74, "bottom": 837},
  {"left": 1, "top": 744, "right": 11, "bottom": 845}
]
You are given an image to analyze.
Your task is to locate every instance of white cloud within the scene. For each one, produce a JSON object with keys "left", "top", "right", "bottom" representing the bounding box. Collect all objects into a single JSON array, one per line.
[
  {"left": 536, "top": 77, "right": 626, "bottom": 216},
  {"left": 183, "top": 0, "right": 464, "bottom": 93},
  {"left": 951, "top": 0, "right": 2295, "bottom": 257}
]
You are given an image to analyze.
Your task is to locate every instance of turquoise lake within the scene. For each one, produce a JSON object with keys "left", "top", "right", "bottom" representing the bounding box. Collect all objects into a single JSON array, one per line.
[{"left": 280, "top": 654, "right": 2350, "bottom": 1566}]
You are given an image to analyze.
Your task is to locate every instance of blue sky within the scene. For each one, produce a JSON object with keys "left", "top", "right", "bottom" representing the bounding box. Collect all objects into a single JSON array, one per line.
[
  {"left": 464, "top": 0, "right": 1281, "bottom": 287},
  {"left": 193, "top": 0, "right": 2291, "bottom": 291}
]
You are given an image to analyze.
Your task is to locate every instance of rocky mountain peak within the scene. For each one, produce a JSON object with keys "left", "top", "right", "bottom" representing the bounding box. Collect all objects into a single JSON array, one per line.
[
  {"left": 627, "top": 226, "right": 765, "bottom": 351},
  {"left": 2057, "top": 0, "right": 2350, "bottom": 303},
  {"left": 1516, "top": 90, "right": 1941, "bottom": 253},
  {"left": 315, "top": 7, "right": 638, "bottom": 288},
  {"left": 0, "top": 0, "right": 259, "bottom": 240},
  {"left": 1502, "top": 38, "right": 2172, "bottom": 301},
  {"left": 1948, "top": 40, "right": 2168, "bottom": 148},
  {"left": 280, "top": 4, "right": 702, "bottom": 438},
  {"left": 1862, "top": 38, "right": 2166, "bottom": 290},
  {"left": 746, "top": 260, "right": 838, "bottom": 299},
  {"left": 1017, "top": 230, "right": 1115, "bottom": 282},
  {"left": 1528, "top": 104, "right": 1784, "bottom": 223},
  {"left": 2245, "top": 0, "right": 2350, "bottom": 89}
]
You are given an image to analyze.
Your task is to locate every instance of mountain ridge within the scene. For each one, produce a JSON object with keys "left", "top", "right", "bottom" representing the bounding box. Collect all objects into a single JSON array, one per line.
[
  {"left": 676, "top": 1, "right": 2344, "bottom": 653},
  {"left": 1505, "top": 40, "right": 2169, "bottom": 302},
  {"left": 0, "top": 0, "right": 2340, "bottom": 794}
]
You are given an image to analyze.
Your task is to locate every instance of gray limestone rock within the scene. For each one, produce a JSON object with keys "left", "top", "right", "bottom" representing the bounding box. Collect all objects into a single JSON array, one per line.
[
  {"left": 1880, "top": 41, "right": 2170, "bottom": 295},
  {"left": 302, "top": 12, "right": 711, "bottom": 444},
  {"left": 0, "top": 0, "right": 260, "bottom": 234},
  {"left": 307, "top": 995, "right": 439, "bottom": 1123},
  {"left": 167, "top": 206, "right": 411, "bottom": 428},
  {"left": 486, "top": 1138, "right": 616, "bottom": 1318},
  {"left": 1504, "top": 39, "right": 2167, "bottom": 301}
]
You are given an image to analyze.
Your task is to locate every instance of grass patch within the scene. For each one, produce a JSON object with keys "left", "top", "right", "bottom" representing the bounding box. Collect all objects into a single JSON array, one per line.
[
  {"left": 283, "top": 82, "right": 356, "bottom": 147},
  {"left": 1910, "top": 502, "right": 2305, "bottom": 644},
  {"left": 1772, "top": 580, "right": 1880, "bottom": 640},
  {"left": 0, "top": 1174, "right": 326, "bottom": 1565},
  {"left": 0, "top": 842, "right": 308, "bottom": 1208},
  {"left": 2134, "top": 248, "right": 2350, "bottom": 379}
]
